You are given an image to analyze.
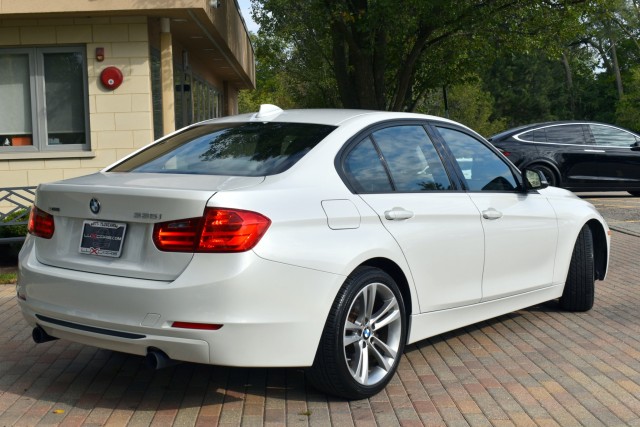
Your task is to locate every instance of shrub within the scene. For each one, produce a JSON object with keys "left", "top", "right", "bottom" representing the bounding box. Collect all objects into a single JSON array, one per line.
[{"left": 0, "top": 208, "right": 29, "bottom": 238}]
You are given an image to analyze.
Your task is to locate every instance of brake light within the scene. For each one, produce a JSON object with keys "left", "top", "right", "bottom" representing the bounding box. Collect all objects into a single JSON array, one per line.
[
  {"left": 28, "top": 206, "right": 55, "bottom": 239},
  {"left": 498, "top": 148, "right": 511, "bottom": 157},
  {"left": 153, "top": 208, "right": 271, "bottom": 253}
]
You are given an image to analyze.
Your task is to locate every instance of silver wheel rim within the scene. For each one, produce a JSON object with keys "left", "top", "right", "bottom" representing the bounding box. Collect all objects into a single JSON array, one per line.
[{"left": 343, "top": 282, "right": 403, "bottom": 386}]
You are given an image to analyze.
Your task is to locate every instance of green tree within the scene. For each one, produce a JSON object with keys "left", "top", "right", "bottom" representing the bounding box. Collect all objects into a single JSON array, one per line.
[
  {"left": 417, "top": 81, "right": 507, "bottom": 137},
  {"left": 252, "top": 0, "right": 596, "bottom": 111},
  {"left": 616, "top": 67, "right": 640, "bottom": 132}
]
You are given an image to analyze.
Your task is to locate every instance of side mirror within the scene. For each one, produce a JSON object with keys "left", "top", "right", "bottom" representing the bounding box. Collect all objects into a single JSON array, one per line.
[
  {"left": 523, "top": 168, "right": 548, "bottom": 190},
  {"left": 631, "top": 141, "right": 640, "bottom": 151}
]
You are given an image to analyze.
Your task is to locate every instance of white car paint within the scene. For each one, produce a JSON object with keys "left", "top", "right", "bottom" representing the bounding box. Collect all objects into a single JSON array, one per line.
[{"left": 17, "top": 108, "right": 610, "bottom": 379}]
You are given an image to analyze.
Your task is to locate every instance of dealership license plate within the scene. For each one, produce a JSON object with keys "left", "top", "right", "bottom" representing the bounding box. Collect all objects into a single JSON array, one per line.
[{"left": 79, "top": 220, "right": 127, "bottom": 258}]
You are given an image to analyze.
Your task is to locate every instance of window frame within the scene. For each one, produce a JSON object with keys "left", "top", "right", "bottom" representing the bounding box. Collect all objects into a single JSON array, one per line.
[{"left": 0, "top": 45, "right": 90, "bottom": 155}]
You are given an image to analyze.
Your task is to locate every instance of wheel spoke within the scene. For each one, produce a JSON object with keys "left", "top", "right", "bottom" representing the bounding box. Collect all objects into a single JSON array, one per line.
[
  {"left": 344, "top": 333, "right": 360, "bottom": 347},
  {"left": 352, "top": 341, "right": 369, "bottom": 384},
  {"left": 370, "top": 336, "right": 396, "bottom": 371},
  {"left": 371, "top": 298, "right": 400, "bottom": 331},
  {"left": 364, "top": 283, "right": 377, "bottom": 320},
  {"left": 345, "top": 319, "right": 361, "bottom": 332}
]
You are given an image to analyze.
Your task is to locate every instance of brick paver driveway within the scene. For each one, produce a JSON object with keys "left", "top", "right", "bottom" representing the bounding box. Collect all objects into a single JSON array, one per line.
[{"left": 1, "top": 230, "right": 640, "bottom": 426}]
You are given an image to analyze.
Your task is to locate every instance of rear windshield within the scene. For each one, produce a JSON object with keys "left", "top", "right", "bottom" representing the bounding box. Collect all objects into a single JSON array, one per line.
[{"left": 109, "top": 122, "right": 336, "bottom": 176}]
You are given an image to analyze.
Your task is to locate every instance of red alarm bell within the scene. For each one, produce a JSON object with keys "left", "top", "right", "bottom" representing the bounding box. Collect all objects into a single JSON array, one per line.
[{"left": 100, "top": 66, "right": 123, "bottom": 90}]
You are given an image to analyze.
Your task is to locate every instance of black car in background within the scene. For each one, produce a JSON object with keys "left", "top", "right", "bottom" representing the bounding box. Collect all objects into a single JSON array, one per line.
[{"left": 489, "top": 121, "right": 640, "bottom": 196}]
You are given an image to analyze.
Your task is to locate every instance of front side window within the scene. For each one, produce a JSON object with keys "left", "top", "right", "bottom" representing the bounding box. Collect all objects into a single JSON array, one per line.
[
  {"left": 110, "top": 122, "right": 335, "bottom": 176},
  {"left": 0, "top": 47, "right": 89, "bottom": 152},
  {"left": 437, "top": 127, "right": 518, "bottom": 192},
  {"left": 589, "top": 124, "right": 638, "bottom": 148}
]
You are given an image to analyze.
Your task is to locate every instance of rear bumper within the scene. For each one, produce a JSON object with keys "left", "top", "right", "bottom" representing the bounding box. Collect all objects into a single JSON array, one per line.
[{"left": 17, "top": 237, "right": 345, "bottom": 367}]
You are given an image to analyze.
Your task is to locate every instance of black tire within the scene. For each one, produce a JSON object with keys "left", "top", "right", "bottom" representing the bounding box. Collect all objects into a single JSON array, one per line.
[
  {"left": 306, "top": 267, "right": 407, "bottom": 399},
  {"left": 559, "top": 225, "right": 595, "bottom": 312},
  {"left": 628, "top": 191, "right": 640, "bottom": 197},
  {"left": 530, "top": 164, "right": 558, "bottom": 187}
]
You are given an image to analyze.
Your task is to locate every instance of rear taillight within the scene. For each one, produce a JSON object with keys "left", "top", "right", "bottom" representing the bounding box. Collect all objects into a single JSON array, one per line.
[
  {"left": 28, "top": 206, "right": 55, "bottom": 239},
  {"left": 153, "top": 208, "right": 271, "bottom": 253}
]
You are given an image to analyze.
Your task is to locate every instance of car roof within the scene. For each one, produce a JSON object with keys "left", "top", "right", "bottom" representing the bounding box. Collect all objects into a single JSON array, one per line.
[
  {"left": 202, "top": 107, "right": 463, "bottom": 128},
  {"left": 489, "top": 120, "right": 639, "bottom": 141}
]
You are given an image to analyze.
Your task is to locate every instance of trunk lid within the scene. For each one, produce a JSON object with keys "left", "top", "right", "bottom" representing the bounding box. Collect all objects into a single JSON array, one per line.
[{"left": 32, "top": 172, "right": 264, "bottom": 280}]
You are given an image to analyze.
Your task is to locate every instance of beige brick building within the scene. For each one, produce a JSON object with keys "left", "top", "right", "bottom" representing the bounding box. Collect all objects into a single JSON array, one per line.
[{"left": 0, "top": 0, "right": 255, "bottom": 188}]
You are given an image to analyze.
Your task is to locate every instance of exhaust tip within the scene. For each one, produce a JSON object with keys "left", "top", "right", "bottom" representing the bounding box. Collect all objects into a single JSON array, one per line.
[
  {"left": 146, "top": 348, "right": 178, "bottom": 370},
  {"left": 32, "top": 326, "right": 58, "bottom": 344}
]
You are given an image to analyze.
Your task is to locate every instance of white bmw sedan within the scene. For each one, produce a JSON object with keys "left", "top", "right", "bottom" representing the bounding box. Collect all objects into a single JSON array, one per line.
[{"left": 18, "top": 106, "right": 610, "bottom": 399}]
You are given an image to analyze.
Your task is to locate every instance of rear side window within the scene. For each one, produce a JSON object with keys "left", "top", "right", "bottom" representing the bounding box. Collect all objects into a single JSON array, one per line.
[
  {"left": 344, "top": 138, "right": 393, "bottom": 193},
  {"left": 343, "top": 125, "right": 453, "bottom": 193},
  {"left": 519, "top": 129, "right": 546, "bottom": 142},
  {"left": 109, "top": 122, "right": 336, "bottom": 176},
  {"left": 542, "top": 125, "right": 587, "bottom": 145},
  {"left": 371, "top": 126, "right": 452, "bottom": 191}
]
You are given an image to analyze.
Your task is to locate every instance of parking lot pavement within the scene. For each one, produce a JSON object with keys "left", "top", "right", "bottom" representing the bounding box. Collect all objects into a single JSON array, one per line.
[
  {"left": 1, "top": 232, "right": 639, "bottom": 426},
  {"left": 580, "top": 192, "right": 640, "bottom": 237}
]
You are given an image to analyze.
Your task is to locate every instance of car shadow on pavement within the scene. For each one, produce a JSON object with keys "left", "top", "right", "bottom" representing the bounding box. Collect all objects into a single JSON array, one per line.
[{"left": 0, "top": 335, "right": 344, "bottom": 420}]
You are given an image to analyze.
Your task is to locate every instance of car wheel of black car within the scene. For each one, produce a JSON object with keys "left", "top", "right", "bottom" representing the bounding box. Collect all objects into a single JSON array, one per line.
[
  {"left": 628, "top": 191, "right": 640, "bottom": 197},
  {"left": 530, "top": 164, "right": 558, "bottom": 187},
  {"left": 560, "top": 225, "right": 595, "bottom": 312},
  {"left": 306, "top": 267, "right": 407, "bottom": 399}
]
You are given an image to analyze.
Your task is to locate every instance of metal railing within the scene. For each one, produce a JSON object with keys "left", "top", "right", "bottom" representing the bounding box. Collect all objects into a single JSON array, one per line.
[{"left": 0, "top": 186, "right": 36, "bottom": 243}]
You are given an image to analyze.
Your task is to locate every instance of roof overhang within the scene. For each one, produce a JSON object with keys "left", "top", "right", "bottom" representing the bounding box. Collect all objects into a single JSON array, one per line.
[{"left": 0, "top": 0, "right": 255, "bottom": 90}]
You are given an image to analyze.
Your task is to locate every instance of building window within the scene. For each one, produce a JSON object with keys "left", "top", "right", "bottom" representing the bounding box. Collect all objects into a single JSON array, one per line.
[
  {"left": 173, "top": 61, "right": 222, "bottom": 131},
  {"left": 0, "top": 46, "right": 89, "bottom": 152}
]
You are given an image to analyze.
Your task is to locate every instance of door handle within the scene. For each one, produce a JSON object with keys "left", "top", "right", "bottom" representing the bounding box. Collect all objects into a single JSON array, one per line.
[
  {"left": 384, "top": 208, "right": 414, "bottom": 220},
  {"left": 482, "top": 208, "right": 503, "bottom": 220}
]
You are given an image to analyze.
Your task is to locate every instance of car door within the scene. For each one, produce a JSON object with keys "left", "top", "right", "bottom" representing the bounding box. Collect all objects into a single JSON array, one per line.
[
  {"left": 534, "top": 124, "right": 601, "bottom": 190},
  {"left": 341, "top": 123, "right": 484, "bottom": 312},
  {"left": 586, "top": 124, "right": 640, "bottom": 190},
  {"left": 433, "top": 125, "right": 559, "bottom": 301}
]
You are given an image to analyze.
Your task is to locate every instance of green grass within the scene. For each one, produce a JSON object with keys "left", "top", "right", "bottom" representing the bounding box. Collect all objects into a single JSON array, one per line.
[{"left": 0, "top": 272, "right": 17, "bottom": 285}]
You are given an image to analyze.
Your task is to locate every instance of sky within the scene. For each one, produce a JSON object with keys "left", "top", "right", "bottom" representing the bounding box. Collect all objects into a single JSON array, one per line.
[{"left": 237, "top": 0, "right": 259, "bottom": 33}]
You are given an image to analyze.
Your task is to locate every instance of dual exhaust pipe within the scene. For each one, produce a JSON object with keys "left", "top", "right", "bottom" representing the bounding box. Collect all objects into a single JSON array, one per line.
[{"left": 32, "top": 327, "right": 177, "bottom": 370}]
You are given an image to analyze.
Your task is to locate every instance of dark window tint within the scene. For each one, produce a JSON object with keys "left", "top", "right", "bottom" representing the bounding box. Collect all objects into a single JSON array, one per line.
[
  {"left": 371, "top": 126, "right": 452, "bottom": 191},
  {"left": 589, "top": 124, "right": 638, "bottom": 147},
  {"left": 519, "top": 131, "right": 534, "bottom": 141},
  {"left": 437, "top": 127, "right": 518, "bottom": 192},
  {"left": 542, "top": 125, "right": 586, "bottom": 145},
  {"left": 520, "top": 129, "right": 546, "bottom": 142},
  {"left": 532, "top": 129, "right": 546, "bottom": 142},
  {"left": 110, "top": 122, "right": 335, "bottom": 176},
  {"left": 344, "top": 137, "right": 393, "bottom": 192}
]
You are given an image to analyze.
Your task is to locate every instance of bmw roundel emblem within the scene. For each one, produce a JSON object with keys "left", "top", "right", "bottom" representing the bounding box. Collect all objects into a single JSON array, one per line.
[{"left": 89, "top": 198, "right": 101, "bottom": 214}]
